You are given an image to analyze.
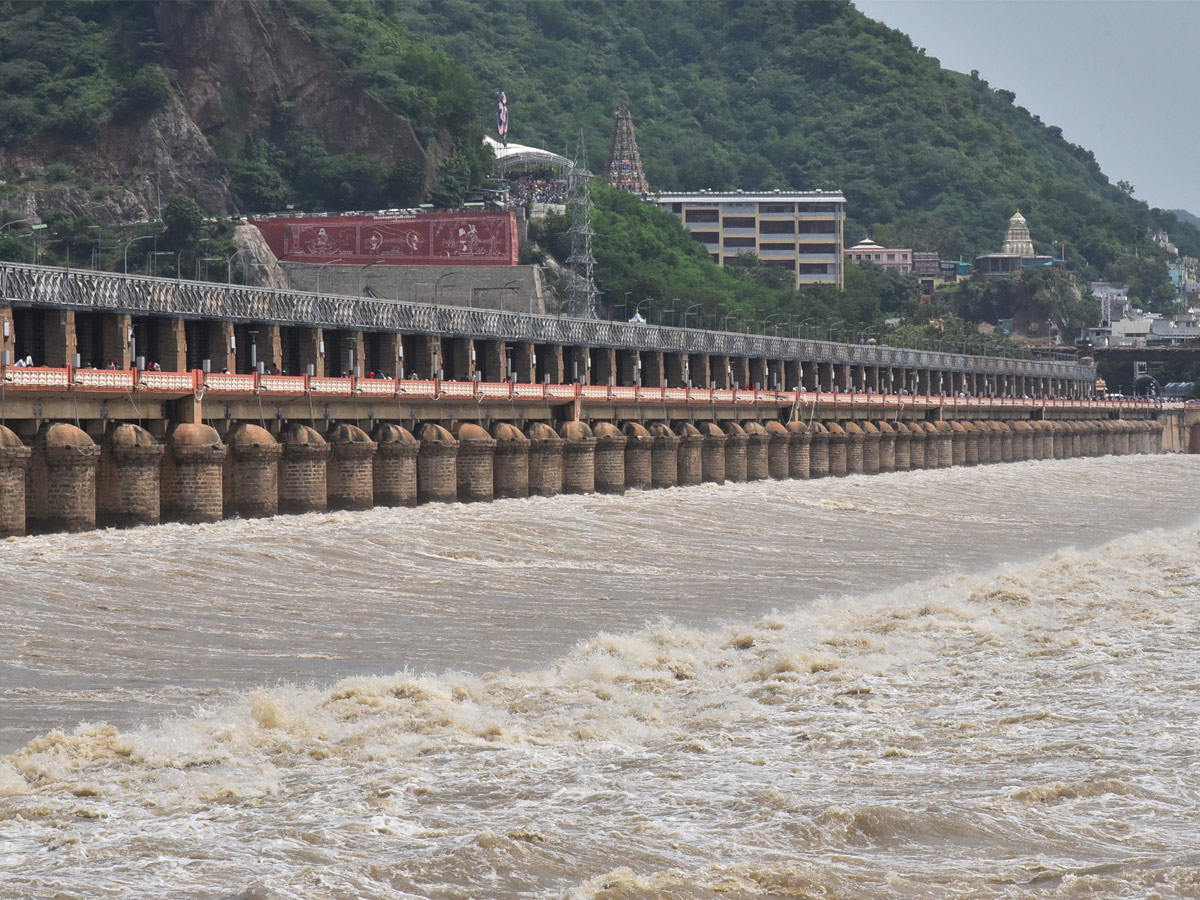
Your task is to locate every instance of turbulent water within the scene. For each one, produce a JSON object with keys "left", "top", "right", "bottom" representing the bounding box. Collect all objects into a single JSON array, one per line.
[{"left": 3, "top": 456, "right": 1200, "bottom": 898}]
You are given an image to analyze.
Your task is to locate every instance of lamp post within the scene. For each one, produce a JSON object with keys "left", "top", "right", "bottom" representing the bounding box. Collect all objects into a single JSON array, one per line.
[
  {"left": 634, "top": 299, "right": 651, "bottom": 322},
  {"left": 150, "top": 250, "right": 175, "bottom": 277},
  {"left": 0, "top": 218, "right": 30, "bottom": 235},
  {"left": 358, "top": 258, "right": 383, "bottom": 298},
  {"left": 683, "top": 303, "right": 702, "bottom": 328},
  {"left": 124, "top": 235, "right": 155, "bottom": 275},
  {"left": 197, "top": 256, "right": 224, "bottom": 281},
  {"left": 315, "top": 257, "right": 340, "bottom": 294}
]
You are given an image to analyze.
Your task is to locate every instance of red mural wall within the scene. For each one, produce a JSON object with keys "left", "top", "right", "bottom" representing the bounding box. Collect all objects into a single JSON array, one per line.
[{"left": 250, "top": 211, "right": 519, "bottom": 266}]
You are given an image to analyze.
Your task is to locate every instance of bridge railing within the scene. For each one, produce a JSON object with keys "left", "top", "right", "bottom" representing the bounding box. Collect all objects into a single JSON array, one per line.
[
  {"left": 0, "top": 261, "right": 1095, "bottom": 381},
  {"left": 0, "top": 362, "right": 1164, "bottom": 416}
]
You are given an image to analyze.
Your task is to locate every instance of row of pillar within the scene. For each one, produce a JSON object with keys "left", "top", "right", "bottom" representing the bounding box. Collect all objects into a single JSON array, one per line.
[
  {"left": 3, "top": 307, "right": 1093, "bottom": 397},
  {"left": 0, "top": 417, "right": 1164, "bottom": 536}
]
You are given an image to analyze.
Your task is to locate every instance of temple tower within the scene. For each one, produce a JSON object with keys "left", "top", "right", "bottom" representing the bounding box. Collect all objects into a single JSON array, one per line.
[{"left": 605, "top": 107, "right": 649, "bottom": 194}]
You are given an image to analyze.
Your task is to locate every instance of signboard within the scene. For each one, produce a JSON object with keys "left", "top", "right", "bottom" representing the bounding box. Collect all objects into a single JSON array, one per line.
[{"left": 250, "top": 211, "right": 519, "bottom": 266}]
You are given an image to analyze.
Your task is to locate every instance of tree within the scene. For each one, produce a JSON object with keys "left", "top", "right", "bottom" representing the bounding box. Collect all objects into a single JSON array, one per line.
[{"left": 162, "top": 196, "right": 203, "bottom": 246}]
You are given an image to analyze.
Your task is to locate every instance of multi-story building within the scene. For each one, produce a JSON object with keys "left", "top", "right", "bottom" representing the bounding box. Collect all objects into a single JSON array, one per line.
[
  {"left": 648, "top": 190, "right": 846, "bottom": 288},
  {"left": 845, "top": 239, "right": 913, "bottom": 274}
]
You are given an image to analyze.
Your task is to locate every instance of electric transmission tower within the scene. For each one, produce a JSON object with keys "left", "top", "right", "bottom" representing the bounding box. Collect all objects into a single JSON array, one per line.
[{"left": 565, "top": 130, "right": 600, "bottom": 319}]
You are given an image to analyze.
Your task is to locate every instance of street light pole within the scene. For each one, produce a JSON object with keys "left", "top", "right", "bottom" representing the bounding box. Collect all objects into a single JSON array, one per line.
[
  {"left": 124, "top": 235, "right": 155, "bottom": 275},
  {"left": 683, "top": 303, "right": 702, "bottom": 328}
]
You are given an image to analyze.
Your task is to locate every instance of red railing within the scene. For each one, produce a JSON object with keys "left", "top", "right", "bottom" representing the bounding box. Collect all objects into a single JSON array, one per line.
[{"left": 0, "top": 364, "right": 1167, "bottom": 414}]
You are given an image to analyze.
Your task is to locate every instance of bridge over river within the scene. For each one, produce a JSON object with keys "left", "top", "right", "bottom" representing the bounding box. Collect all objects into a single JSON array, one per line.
[{"left": 0, "top": 261, "right": 1180, "bottom": 539}]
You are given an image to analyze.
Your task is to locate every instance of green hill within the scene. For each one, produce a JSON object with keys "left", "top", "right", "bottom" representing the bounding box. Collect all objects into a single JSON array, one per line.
[{"left": 399, "top": 0, "right": 1197, "bottom": 277}]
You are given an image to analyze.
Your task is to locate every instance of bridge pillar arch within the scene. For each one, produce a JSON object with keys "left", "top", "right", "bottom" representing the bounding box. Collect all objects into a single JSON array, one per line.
[
  {"left": 750, "top": 358, "right": 768, "bottom": 391},
  {"left": 643, "top": 351, "right": 665, "bottom": 388},
  {"left": 205, "top": 321, "right": 234, "bottom": 374},
  {"left": 732, "top": 357, "right": 750, "bottom": 391},
  {"left": 567, "top": 345, "right": 590, "bottom": 384},
  {"left": 416, "top": 335, "right": 441, "bottom": 380},
  {"left": 102, "top": 313, "right": 134, "bottom": 370},
  {"left": 157, "top": 318, "right": 188, "bottom": 373},
  {"left": 616, "top": 348, "right": 638, "bottom": 386},
  {"left": 539, "top": 344, "right": 564, "bottom": 383},
  {"left": 784, "top": 360, "right": 801, "bottom": 391},
  {"left": 444, "top": 337, "right": 474, "bottom": 381},
  {"left": 479, "top": 339, "right": 506, "bottom": 382},
  {"left": 664, "top": 351, "right": 686, "bottom": 388},
  {"left": 44, "top": 309, "right": 75, "bottom": 368},
  {"left": 0, "top": 307, "right": 14, "bottom": 365},
  {"left": 512, "top": 342, "right": 536, "bottom": 383},
  {"left": 712, "top": 355, "right": 731, "bottom": 389}
]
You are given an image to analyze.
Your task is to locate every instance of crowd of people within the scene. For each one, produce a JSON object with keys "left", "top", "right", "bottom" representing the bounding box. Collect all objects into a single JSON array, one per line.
[{"left": 505, "top": 171, "right": 568, "bottom": 207}]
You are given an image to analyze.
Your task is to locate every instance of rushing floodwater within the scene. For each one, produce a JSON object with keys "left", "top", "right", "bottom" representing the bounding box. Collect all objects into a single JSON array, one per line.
[{"left": 3, "top": 455, "right": 1200, "bottom": 898}]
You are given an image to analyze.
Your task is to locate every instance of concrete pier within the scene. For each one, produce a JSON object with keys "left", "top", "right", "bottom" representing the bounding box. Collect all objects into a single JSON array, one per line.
[
  {"left": 454, "top": 423, "right": 495, "bottom": 503},
  {"left": 809, "top": 423, "right": 831, "bottom": 478},
  {"left": 592, "top": 422, "right": 626, "bottom": 494},
  {"left": 905, "top": 422, "right": 926, "bottom": 470},
  {"left": 162, "top": 423, "right": 226, "bottom": 524},
  {"left": 327, "top": 423, "right": 377, "bottom": 510},
  {"left": 786, "top": 420, "right": 811, "bottom": 479},
  {"left": 876, "top": 421, "right": 896, "bottom": 473},
  {"left": 675, "top": 422, "right": 704, "bottom": 486},
  {"left": 98, "top": 423, "right": 163, "bottom": 528},
  {"left": 765, "top": 420, "right": 790, "bottom": 479},
  {"left": 648, "top": 422, "right": 679, "bottom": 489},
  {"left": 0, "top": 425, "right": 31, "bottom": 537},
  {"left": 622, "top": 422, "right": 653, "bottom": 489},
  {"left": 491, "top": 422, "right": 530, "bottom": 499},
  {"left": 225, "top": 424, "right": 281, "bottom": 519},
  {"left": 27, "top": 423, "right": 101, "bottom": 534},
  {"left": 844, "top": 422, "right": 865, "bottom": 475},
  {"left": 417, "top": 423, "right": 459, "bottom": 503},
  {"left": 372, "top": 423, "right": 420, "bottom": 506},
  {"left": 724, "top": 422, "right": 748, "bottom": 483},
  {"left": 743, "top": 421, "right": 770, "bottom": 481},
  {"left": 278, "top": 424, "right": 329, "bottom": 514},
  {"left": 527, "top": 422, "right": 564, "bottom": 497},
  {"left": 560, "top": 421, "right": 596, "bottom": 494},
  {"left": 699, "top": 421, "right": 728, "bottom": 484}
]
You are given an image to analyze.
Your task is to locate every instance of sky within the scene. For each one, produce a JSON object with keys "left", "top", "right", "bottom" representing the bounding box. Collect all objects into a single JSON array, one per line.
[{"left": 854, "top": 0, "right": 1200, "bottom": 217}]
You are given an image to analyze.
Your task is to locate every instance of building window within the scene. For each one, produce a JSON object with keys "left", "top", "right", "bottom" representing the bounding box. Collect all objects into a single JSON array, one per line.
[
  {"left": 685, "top": 209, "right": 719, "bottom": 223},
  {"left": 887, "top": 253, "right": 896, "bottom": 261},
  {"left": 760, "top": 220, "right": 796, "bottom": 234},
  {"left": 759, "top": 203, "right": 794, "bottom": 213},
  {"left": 722, "top": 216, "right": 756, "bottom": 229},
  {"left": 672, "top": 202, "right": 683, "bottom": 213},
  {"left": 760, "top": 242, "right": 795, "bottom": 251},
  {"left": 764, "top": 259, "right": 796, "bottom": 269},
  {"left": 710, "top": 253, "right": 720, "bottom": 264},
  {"left": 797, "top": 221, "right": 836, "bottom": 234},
  {"left": 798, "top": 263, "right": 828, "bottom": 274},
  {"left": 799, "top": 244, "right": 837, "bottom": 255},
  {"left": 690, "top": 231, "right": 719, "bottom": 245},
  {"left": 723, "top": 236, "right": 756, "bottom": 248}
]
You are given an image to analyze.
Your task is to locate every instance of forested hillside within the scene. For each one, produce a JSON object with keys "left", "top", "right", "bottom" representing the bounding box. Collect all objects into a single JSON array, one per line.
[{"left": 400, "top": 0, "right": 1197, "bottom": 279}]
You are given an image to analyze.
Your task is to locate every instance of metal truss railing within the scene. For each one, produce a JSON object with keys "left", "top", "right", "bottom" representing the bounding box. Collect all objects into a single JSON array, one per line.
[{"left": 0, "top": 262, "right": 1095, "bottom": 381}]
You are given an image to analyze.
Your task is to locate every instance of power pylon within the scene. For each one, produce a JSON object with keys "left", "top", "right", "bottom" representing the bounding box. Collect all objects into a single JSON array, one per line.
[{"left": 566, "top": 130, "right": 600, "bottom": 319}]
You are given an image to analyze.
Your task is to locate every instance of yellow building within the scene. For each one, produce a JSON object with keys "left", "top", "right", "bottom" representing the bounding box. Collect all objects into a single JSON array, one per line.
[{"left": 648, "top": 190, "right": 846, "bottom": 289}]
